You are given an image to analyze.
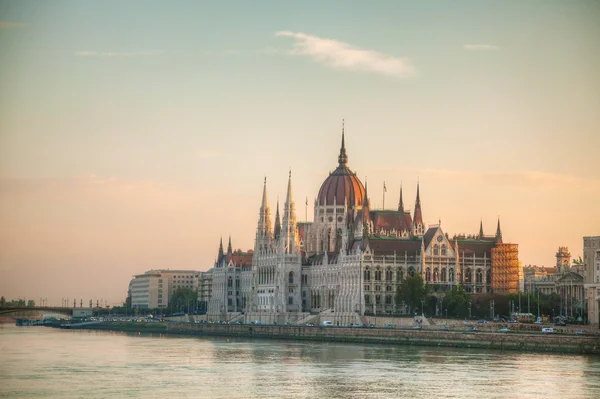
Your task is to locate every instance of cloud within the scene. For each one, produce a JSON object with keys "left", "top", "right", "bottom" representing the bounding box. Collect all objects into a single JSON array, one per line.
[
  {"left": 74, "top": 50, "right": 163, "bottom": 57},
  {"left": 463, "top": 44, "right": 500, "bottom": 51},
  {"left": 275, "top": 31, "right": 415, "bottom": 78}
]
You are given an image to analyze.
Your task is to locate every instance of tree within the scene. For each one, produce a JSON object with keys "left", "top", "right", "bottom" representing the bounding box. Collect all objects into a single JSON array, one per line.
[
  {"left": 0, "top": 296, "right": 5, "bottom": 307},
  {"left": 395, "top": 273, "right": 428, "bottom": 315},
  {"left": 27, "top": 299, "right": 35, "bottom": 307},
  {"left": 444, "top": 286, "right": 469, "bottom": 318},
  {"left": 169, "top": 287, "right": 198, "bottom": 313}
]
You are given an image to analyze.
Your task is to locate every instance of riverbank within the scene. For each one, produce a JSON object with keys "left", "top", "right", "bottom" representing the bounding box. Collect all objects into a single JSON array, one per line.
[{"left": 69, "top": 321, "right": 600, "bottom": 355}]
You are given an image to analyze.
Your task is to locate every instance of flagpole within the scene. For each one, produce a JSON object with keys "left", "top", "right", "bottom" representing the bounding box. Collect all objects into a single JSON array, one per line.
[{"left": 382, "top": 181, "right": 386, "bottom": 210}]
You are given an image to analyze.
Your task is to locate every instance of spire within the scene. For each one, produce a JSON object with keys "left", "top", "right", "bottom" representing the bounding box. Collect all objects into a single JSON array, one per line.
[
  {"left": 255, "top": 176, "right": 273, "bottom": 250},
  {"left": 281, "top": 170, "right": 298, "bottom": 254},
  {"left": 338, "top": 119, "right": 348, "bottom": 166},
  {"left": 479, "top": 219, "right": 484, "bottom": 237},
  {"left": 413, "top": 181, "right": 423, "bottom": 229},
  {"left": 218, "top": 237, "right": 224, "bottom": 261},
  {"left": 495, "top": 217, "right": 503, "bottom": 244},
  {"left": 274, "top": 198, "right": 281, "bottom": 239},
  {"left": 398, "top": 182, "right": 404, "bottom": 212},
  {"left": 227, "top": 235, "right": 232, "bottom": 254}
]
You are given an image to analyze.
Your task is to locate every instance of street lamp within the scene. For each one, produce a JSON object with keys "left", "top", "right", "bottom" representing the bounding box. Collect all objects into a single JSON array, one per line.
[
  {"left": 421, "top": 300, "right": 424, "bottom": 317},
  {"left": 445, "top": 308, "right": 448, "bottom": 319},
  {"left": 468, "top": 301, "right": 472, "bottom": 319}
]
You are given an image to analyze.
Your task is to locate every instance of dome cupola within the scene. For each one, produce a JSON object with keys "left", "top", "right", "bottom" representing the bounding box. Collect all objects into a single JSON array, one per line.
[{"left": 316, "top": 122, "right": 365, "bottom": 209}]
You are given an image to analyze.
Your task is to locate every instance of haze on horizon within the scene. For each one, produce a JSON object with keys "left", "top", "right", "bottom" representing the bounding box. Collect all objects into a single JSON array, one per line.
[{"left": 0, "top": 1, "right": 598, "bottom": 306}]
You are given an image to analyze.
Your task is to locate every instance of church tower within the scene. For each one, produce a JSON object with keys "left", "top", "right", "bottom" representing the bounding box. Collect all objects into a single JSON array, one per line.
[{"left": 556, "top": 246, "right": 571, "bottom": 275}]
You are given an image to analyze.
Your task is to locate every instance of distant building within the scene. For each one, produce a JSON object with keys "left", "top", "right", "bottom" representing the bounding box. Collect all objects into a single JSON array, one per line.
[
  {"left": 129, "top": 269, "right": 201, "bottom": 309},
  {"left": 523, "top": 246, "right": 585, "bottom": 319},
  {"left": 583, "top": 236, "right": 600, "bottom": 326}
]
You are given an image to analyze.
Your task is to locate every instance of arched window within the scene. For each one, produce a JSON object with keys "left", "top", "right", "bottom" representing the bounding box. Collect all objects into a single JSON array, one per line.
[
  {"left": 408, "top": 267, "right": 415, "bottom": 277},
  {"left": 227, "top": 277, "right": 233, "bottom": 287},
  {"left": 375, "top": 268, "right": 382, "bottom": 281},
  {"left": 433, "top": 244, "right": 439, "bottom": 256},
  {"left": 426, "top": 268, "right": 431, "bottom": 282},
  {"left": 364, "top": 268, "right": 371, "bottom": 281},
  {"left": 441, "top": 268, "right": 447, "bottom": 282},
  {"left": 386, "top": 268, "right": 392, "bottom": 281},
  {"left": 397, "top": 269, "right": 404, "bottom": 282},
  {"left": 449, "top": 268, "right": 454, "bottom": 282},
  {"left": 441, "top": 245, "right": 447, "bottom": 256},
  {"left": 465, "top": 268, "right": 472, "bottom": 283},
  {"left": 289, "top": 271, "right": 294, "bottom": 284},
  {"left": 476, "top": 269, "right": 483, "bottom": 284}
]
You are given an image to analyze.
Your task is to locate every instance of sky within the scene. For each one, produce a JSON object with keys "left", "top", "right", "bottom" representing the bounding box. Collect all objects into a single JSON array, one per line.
[{"left": 0, "top": 1, "right": 599, "bottom": 306}]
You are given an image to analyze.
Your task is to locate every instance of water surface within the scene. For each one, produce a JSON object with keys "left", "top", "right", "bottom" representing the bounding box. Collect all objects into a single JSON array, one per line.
[{"left": 1, "top": 324, "right": 599, "bottom": 398}]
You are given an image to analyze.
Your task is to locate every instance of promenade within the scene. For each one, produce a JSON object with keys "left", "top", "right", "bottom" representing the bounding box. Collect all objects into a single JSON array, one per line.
[{"left": 65, "top": 320, "right": 600, "bottom": 355}]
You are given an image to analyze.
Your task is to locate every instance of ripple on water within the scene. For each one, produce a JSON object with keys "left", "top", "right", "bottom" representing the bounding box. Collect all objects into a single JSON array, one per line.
[{"left": 0, "top": 325, "right": 599, "bottom": 399}]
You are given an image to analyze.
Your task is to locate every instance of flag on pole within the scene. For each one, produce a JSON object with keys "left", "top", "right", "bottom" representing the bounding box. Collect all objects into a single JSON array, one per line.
[
  {"left": 306, "top": 197, "right": 308, "bottom": 206},
  {"left": 383, "top": 181, "right": 387, "bottom": 192}
]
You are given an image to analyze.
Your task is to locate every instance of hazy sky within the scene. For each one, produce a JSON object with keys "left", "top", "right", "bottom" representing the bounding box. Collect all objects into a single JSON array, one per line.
[{"left": 1, "top": 1, "right": 599, "bottom": 306}]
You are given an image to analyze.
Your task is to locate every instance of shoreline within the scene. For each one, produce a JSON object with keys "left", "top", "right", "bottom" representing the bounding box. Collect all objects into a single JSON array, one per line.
[{"left": 62, "top": 321, "right": 600, "bottom": 355}]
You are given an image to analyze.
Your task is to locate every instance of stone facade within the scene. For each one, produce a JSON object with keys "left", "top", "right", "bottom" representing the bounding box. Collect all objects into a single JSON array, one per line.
[
  {"left": 583, "top": 236, "right": 600, "bottom": 326},
  {"left": 207, "top": 127, "right": 520, "bottom": 322}
]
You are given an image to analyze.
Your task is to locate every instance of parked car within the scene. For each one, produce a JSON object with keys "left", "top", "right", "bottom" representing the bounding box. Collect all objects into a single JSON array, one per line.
[
  {"left": 499, "top": 327, "right": 511, "bottom": 332},
  {"left": 440, "top": 325, "right": 449, "bottom": 331},
  {"left": 576, "top": 330, "right": 584, "bottom": 335},
  {"left": 412, "top": 325, "right": 422, "bottom": 330},
  {"left": 541, "top": 327, "right": 554, "bottom": 334},
  {"left": 477, "top": 319, "right": 487, "bottom": 324},
  {"left": 385, "top": 324, "right": 393, "bottom": 329}
]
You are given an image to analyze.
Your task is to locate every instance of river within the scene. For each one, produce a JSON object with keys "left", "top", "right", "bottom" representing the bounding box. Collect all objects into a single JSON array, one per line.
[{"left": 1, "top": 324, "right": 599, "bottom": 398}]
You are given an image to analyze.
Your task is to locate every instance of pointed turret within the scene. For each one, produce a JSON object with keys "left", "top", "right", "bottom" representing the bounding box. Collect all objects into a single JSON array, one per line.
[
  {"left": 281, "top": 170, "right": 298, "bottom": 254},
  {"left": 227, "top": 235, "right": 233, "bottom": 262},
  {"left": 412, "top": 182, "right": 424, "bottom": 235},
  {"left": 398, "top": 182, "right": 404, "bottom": 212},
  {"left": 338, "top": 119, "right": 348, "bottom": 166},
  {"left": 218, "top": 237, "right": 224, "bottom": 264},
  {"left": 254, "top": 177, "right": 273, "bottom": 252},
  {"left": 361, "top": 180, "right": 371, "bottom": 251},
  {"left": 479, "top": 219, "right": 484, "bottom": 238},
  {"left": 495, "top": 218, "right": 503, "bottom": 244},
  {"left": 256, "top": 177, "right": 273, "bottom": 238},
  {"left": 274, "top": 198, "right": 281, "bottom": 239}
]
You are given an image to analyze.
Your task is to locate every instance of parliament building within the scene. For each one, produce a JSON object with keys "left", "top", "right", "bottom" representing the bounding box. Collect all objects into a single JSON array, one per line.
[{"left": 208, "top": 126, "right": 519, "bottom": 324}]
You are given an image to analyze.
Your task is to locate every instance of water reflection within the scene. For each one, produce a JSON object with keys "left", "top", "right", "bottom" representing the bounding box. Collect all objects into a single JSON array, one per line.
[{"left": 1, "top": 324, "right": 599, "bottom": 399}]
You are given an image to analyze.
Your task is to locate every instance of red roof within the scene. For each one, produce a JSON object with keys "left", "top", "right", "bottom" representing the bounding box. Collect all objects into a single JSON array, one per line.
[{"left": 317, "top": 165, "right": 365, "bottom": 208}]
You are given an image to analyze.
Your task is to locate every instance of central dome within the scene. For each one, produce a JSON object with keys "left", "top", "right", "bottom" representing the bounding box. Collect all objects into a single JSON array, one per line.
[{"left": 316, "top": 127, "right": 365, "bottom": 208}]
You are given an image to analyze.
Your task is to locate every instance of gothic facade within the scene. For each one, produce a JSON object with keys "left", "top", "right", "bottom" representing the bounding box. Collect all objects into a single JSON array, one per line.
[{"left": 208, "top": 126, "right": 518, "bottom": 322}]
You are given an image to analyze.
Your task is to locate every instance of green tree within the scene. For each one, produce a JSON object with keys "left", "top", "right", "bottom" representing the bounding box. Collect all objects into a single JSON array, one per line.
[
  {"left": 27, "top": 299, "right": 35, "bottom": 307},
  {"left": 169, "top": 287, "right": 198, "bottom": 313},
  {"left": 444, "top": 286, "right": 469, "bottom": 318},
  {"left": 0, "top": 296, "right": 5, "bottom": 307},
  {"left": 395, "top": 273, "right": 429, "bottom": 315}
]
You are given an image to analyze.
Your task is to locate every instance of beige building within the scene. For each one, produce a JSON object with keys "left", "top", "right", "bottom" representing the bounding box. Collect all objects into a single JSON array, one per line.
[
  {"left": 583, "top": 236, "right": 600, "bottom": 326},
  {"left": 130, "top": 269, "right": 201, "bottom": 309},
  {"left": 523, "top": 247, "right": 585, "bottom": 319}
]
